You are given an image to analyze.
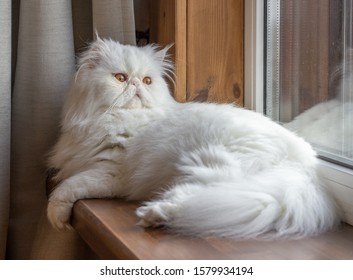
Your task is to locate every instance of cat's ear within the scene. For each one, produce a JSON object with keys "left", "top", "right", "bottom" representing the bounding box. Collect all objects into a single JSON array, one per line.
[
  {"left": 154, "top": 44, "right": 174, "bottom": 62},
  {"left": 78, "top": 36, "right": 107, "bottom": 69}
]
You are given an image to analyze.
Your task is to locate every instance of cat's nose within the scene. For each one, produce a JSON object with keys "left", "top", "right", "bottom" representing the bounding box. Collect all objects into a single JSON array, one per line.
[{"left": 130, "top": 78, "right": 139, "bottom": 87}]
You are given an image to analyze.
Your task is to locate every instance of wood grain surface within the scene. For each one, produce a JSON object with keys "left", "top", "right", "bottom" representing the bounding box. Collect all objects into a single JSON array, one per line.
[
  {"left": 72, "top": 199, "right": 353, "bottom": 260},
  {"left": 186, "top": 0, "right": 243, "bottom": 105},
  {"left": 153, "top": 0, "right": 244, "bottom": 104}
]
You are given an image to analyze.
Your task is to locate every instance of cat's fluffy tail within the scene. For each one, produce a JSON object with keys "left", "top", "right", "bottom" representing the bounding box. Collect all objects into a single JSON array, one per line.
[{"left": 163, "top": 164, "right": 342, "bottom": 239}]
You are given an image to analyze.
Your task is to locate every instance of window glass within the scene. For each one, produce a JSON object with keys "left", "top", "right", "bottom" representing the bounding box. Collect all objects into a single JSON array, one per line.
[{"left": 266, "top": 0, "right": 353, "bottom": 167}]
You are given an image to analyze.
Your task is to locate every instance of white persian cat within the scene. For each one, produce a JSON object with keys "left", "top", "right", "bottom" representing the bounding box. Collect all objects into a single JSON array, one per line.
[{"left": 47, "top": 38, "right": 341, "bottom": 238}]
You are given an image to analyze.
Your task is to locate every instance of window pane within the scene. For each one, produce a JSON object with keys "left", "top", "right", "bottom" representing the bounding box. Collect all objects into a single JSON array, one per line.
[{"left": 266, "top": 0, "right": 353, "bottom": 167}]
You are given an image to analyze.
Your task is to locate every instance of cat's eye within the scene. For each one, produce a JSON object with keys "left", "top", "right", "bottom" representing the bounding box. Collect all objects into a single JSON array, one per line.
[
  {"left": 114, "top": 73, "right": 127, "bottom": 83},
  {"left": 143, "top": 76, "right": 152, "bottom": 85}
]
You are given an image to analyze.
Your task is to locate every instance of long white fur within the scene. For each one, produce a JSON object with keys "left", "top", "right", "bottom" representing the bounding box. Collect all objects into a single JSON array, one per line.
[{"left": 47, "top": 38, "right": 341, "bottom": 238}]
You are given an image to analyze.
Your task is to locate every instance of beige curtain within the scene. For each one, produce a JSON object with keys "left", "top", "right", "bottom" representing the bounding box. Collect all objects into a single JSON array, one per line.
[
  {"left": 0, "top": 0, "right": 135, "bottom": 260},
  {"left": 0, "top": 0, "right": 11, "bottom": 261}
]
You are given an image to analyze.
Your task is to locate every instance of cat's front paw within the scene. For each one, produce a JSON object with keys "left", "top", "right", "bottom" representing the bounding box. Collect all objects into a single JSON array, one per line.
[
  {"left": 136, "top": 201, "right": 178, "bottom": 228},
  {"left": 47, "top": 200, "right": 74, "bottom": 230}
]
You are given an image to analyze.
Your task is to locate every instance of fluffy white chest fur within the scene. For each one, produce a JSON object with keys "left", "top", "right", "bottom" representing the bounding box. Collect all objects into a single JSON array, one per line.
[{"left": 47, "top": 38, "right": 341, "bottom": 238}]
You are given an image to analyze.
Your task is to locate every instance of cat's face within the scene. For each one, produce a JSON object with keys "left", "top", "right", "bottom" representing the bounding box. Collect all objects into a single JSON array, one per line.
[{"left": 76, "top": 38, "right": 175, "bottom": 110}]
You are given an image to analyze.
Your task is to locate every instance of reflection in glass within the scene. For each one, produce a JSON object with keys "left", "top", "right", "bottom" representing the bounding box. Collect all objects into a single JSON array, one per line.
[{"left": 266, "top": 0, "right": 353, "bottom": 166}]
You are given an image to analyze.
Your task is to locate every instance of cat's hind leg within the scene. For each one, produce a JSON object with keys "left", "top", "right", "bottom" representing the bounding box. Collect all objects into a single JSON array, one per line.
[{"left": 47, "top": 168, "right": 117, "bottom": 230}]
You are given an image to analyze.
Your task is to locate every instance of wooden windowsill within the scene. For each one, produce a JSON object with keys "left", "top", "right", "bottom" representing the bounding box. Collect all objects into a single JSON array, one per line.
[{"left": 72, "top": 199, "right": 353, "bottom": 260}]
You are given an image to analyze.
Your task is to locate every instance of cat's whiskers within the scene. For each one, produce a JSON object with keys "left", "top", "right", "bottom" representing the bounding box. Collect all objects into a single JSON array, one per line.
[
  {"left": 103, "top": 95, "right": 122, "bottom": 115},
  {"left": 102, "top": 84, "right": 135, "bottom": 115},
  {"left": 163, "top": 69, "right": 176, "bottom": 89}
]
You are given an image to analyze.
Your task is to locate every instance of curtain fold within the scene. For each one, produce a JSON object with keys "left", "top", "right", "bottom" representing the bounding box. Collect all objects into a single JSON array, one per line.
[
  {"left": 1, "top": 0, "right": 136, "bottom": 260},
  {"left": 9, "top": 0, "right": 76, "bottom": 259},
  {"left": 93, "top": 0, "right": 136, "bottom": 44},
  {"left": 0, "top": 0, "right": 11, "bottom": 260}
]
